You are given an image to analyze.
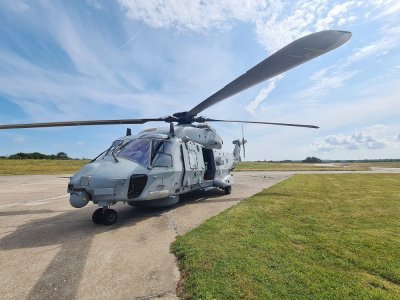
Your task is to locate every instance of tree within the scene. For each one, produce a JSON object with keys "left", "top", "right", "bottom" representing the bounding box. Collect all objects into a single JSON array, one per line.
[
  {"left": 56, "top": 152, "right": 69, "bottom": 160},
  {"left": 302, "top": 156, "right": 322, "bottom": 163},
  {"left": 8, "top": 152, "right": 71, "bottom": 160}
]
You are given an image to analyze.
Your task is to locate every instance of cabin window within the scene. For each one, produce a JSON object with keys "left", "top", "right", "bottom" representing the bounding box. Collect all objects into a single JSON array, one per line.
[{"left": 117, "top": 139, "right": 151, "bottom": 166}]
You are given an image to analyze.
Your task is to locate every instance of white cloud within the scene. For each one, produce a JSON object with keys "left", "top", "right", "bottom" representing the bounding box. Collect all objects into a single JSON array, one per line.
[
  {"left": 348, "top": 26, "right": 400, "bottom": 63},
  {"left": 337, "top": 15, "right": 357, "bottom": 26},
  {"left": 299, "top": 70, "right": 357, "bottom": 98},
  {"left": 0, "top": 1, "right": 240, "bottom": 122},
  {"left": 366, "top": 0, "right": 400, "bottom": 20},
  {"left": 245, "top": 75, "right": 283, "bottom": 114},
  {"left": 292, "top": 7, "right": 399, "bottom": 102},
  {"left": 117, "top": 0, "right": 268, "bottom": 32},
  {"left": 312, "top": 125, "right": 400, "bottom": 152},
  {"left": 116, "top": 0, "right": 370, "bottom": 53},
  {"left": 116, "top": 0, "right": 399, "bottom": 56},
  {"left": 315, "top": 1, "right": 357, "bottom": 31}
]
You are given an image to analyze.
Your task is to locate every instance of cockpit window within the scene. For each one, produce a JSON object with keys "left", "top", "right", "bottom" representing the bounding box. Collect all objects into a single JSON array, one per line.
[
  {"left": 151, "top": 140, "right": 172, "bottom": 167},
  {"left": 117, "top": 139, "right": 151, "bottom": 166}
]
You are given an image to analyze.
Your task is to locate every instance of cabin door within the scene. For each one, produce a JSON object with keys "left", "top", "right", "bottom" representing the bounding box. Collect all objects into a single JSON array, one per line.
[{"left": 181, "top": 143, "right": 205, "bottom": 187}]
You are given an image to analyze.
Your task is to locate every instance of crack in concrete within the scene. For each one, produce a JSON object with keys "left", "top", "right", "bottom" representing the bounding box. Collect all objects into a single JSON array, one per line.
[
  {"left": 134, "top": 289, "right": 176, "bottom": 299},
  {"left": 166, "top": 210, "right": 179, "bottom": 236}
]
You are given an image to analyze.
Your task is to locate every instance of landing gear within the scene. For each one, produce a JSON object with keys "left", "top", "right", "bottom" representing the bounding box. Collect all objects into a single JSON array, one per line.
[
  {"left": 224, "top": 185, "right": 232, "bottom": 195},
  {"left": 92, "top": 207, "right": 118, "bottom": 226},
  {"left": 102, "top": 209, "right": 118, "bottom": 226},
  {"left": 92, "top": 208, "right": 103, "bottom": 224}
]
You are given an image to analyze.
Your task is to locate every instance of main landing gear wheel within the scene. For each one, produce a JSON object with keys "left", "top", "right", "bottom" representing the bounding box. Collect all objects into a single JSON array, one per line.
[
  {"left": 102, "top": 209, "right": 118, "bottom": 226},
  {"left": 224, "top": 186, "right": 232, "bottom": 195},
  {"left": 91, "top": 208, "right": 118, "bottom": 226},
  {"left": 92, "top": 208, "right": 103, "bottom": 224}
]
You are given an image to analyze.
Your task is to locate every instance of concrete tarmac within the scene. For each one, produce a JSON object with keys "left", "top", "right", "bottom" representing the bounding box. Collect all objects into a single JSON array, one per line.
[{"left": 0, "top": 172, "right": 292, "bottom": 299}]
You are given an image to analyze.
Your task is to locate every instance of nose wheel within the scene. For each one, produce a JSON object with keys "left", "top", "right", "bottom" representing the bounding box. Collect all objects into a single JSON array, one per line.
[
  {"left": 224, "top": 185, "right": 232, "bottom": 195},
  {"left": 92, "top": 208, "right": 118, "bottom": 226}
]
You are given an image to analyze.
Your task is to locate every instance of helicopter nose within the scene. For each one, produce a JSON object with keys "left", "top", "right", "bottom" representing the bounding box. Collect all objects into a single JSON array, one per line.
[
  {"left": 71, "top": 159, "right": 147, "bottom": 185},
  {"left": 68, "top": 159, "right": 148, "bottom": 203}
]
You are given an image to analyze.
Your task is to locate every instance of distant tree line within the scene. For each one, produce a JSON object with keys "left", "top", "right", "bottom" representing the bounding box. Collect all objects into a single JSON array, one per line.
[
  {"left": 255, "top": 157, "right": 400, "bottom": 163},
  {"left": 256, "top": 157, "right": 323, "bottom": 163},
  {"left": 2, "top": 152, "right": 71, "bottom": 160},
  {"left": 325, "top": 159, "right": 400, "bottom": 163}
]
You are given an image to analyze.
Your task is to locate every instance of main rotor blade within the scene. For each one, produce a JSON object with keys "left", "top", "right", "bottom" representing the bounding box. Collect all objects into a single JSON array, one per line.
[
  {"left": 0, "top": 118, "right": 166, "bottom": 130},
  {"left": 203, "top": 118, "right": 319, "bottom": 129},
  {"left": 186, "top": 30, "right": 351, "bottom": 118}
]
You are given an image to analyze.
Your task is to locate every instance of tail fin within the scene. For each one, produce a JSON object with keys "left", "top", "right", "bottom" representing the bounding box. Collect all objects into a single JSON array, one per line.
[
  {"left": 233, "top": 139, "right": 241, "bottom": 163},
  {"left": 232, "top": 139, "right": 247, "bottom": 163}
]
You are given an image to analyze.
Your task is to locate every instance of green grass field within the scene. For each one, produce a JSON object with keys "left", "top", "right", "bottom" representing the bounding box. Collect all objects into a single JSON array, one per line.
[
  {"left": 0, "top": 159, "right": 90, "bottom": 175},
  {"left": 1, "top": 159, "right": 399, "bottom": 175},
  {"left": 171, "top": 174, "right": 400, "bottom": 299}
]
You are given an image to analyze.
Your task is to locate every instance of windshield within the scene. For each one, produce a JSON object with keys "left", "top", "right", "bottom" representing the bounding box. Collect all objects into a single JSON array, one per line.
[
  {"left": 105, "top": 139, "right": 124, "bottom": 156},
  {"left": 117, "top": 138, "right": 151, "bottom": 166}
]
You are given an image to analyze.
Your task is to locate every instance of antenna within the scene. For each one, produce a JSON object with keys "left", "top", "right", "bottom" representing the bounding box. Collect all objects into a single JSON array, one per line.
[{"left": 169, "top": 122, "right": 175, "bottom": 137}]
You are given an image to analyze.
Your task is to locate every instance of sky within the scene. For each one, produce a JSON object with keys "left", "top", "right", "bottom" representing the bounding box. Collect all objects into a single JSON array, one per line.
[{"left": 0, "top": 0, "right": 399, "bottom": 161}]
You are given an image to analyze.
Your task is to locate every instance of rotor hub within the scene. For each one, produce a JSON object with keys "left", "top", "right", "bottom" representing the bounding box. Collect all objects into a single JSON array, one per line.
[{"left": 172, "top": 112, "right": 195, "bottom": 124}]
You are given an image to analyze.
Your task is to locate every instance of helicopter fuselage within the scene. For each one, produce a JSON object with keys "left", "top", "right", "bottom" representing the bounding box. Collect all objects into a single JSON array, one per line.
[{"left": 67, "top": 124, "right": 239, "bottom": 213}]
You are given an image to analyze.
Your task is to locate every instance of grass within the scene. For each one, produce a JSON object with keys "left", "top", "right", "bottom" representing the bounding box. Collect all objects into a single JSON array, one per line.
[
  {"left": 0, "top": 159, "right": 90, "bottom": 175},
  {"left": 362, "top": 161, "right": 400, "bottom": 168},
  {"left": 235, "top": 161, "right": 400, "bottom": 171},
  {"left": 171, "top": 174, "right": 400, "bottom": 299},
  {"left": 1, "top": 160, "right": 399, "bottom": 175},
  {"left": 235, "top": 162, "right": 370, "bottom": 171}
]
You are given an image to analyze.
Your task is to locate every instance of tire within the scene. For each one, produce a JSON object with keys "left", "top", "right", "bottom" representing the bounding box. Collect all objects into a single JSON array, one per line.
[
  {"left": 101, "top": 209, "right": 118, "bottom": 226},
  {"left": 224, "top": 186, "right": 232, "bottom": 195},
  {"left": 92, "top": 208, "right": 103, "bottom": 224}
]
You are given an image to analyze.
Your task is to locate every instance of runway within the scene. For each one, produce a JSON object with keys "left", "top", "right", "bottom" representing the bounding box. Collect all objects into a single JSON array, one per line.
[{"left": 0, "top": 172, "right": 292, "bottom": 299}]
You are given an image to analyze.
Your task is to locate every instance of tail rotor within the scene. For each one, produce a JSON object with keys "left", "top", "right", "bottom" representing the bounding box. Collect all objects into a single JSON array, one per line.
[{"left": 241, "top": 125, "right": 247, "bottom": 159}]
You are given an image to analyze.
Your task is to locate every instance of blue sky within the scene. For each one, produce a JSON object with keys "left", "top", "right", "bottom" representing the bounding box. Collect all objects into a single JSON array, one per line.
[{"left": 0, "top": 0, "right": 399, "bottom": 160}]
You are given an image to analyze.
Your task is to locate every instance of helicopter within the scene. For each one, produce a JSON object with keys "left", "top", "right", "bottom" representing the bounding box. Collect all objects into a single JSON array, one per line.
[{"left": 0, "top": 30, "right": 351, "bottom": 225}]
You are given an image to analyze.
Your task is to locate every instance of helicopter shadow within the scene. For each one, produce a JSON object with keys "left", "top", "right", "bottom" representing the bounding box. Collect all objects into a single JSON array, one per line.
[
  {"left": 177, "top": 188, "right": 244, "bottom": 205},
  {"left": 0, "top": 204, "right": 172, "bottom": 299},
  {"left": 116, "top": 188, "right": 243, "bottom": 223}
]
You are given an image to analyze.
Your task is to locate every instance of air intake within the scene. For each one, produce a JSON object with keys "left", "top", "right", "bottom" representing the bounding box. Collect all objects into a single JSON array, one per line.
[{"left": 127, "top": 174, "right": 147, "bottom": 199}]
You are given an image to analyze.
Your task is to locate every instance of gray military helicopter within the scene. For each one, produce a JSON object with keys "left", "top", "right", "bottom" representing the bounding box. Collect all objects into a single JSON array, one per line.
[{"left": 0, "top": 30, "right": 351, "bottom": 225}]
